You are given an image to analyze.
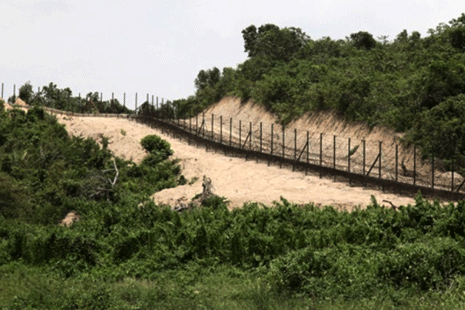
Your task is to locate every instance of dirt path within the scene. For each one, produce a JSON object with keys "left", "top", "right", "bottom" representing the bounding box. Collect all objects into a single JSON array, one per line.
[{"left": 56, "top": 114, "right": 416, "bottom": 210}]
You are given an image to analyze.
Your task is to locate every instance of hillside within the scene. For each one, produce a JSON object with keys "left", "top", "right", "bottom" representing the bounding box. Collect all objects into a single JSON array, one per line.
[{"left": 54, "top": 101, "right": 417, "bottom": 209}]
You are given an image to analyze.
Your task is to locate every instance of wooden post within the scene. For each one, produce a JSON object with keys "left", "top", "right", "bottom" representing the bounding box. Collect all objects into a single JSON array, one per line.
[
  {"left": 260, "top": 122, "right": 262, "bottom": 153},
  {"left": 212, "top": 114, "right": 214, "bottom": 140},
  {"left": 452, "top": 159, "right": 455, "bottom": 192},
  {"left": 1, "top": 83, "right": 3, "bottom": 99},
  {"left": 135, "top": 92, "right": 138, "bottom": 112},
  {"left": 124, "top": 93, "right": 126, "bottom": 107}
]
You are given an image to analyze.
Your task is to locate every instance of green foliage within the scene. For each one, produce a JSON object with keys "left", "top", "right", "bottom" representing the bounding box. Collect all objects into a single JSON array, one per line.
[
  {"left": 350, "top": 31, "right": 378, "bottom": 50},
  {"left": 140, "top": 134, "right": 173, "bottom": 165},
  {"left": 407, "top": 94, "right": 465, "bottom": 169},
  {"left": 178, "top": 14, "right": 465, "bottom": 169}
]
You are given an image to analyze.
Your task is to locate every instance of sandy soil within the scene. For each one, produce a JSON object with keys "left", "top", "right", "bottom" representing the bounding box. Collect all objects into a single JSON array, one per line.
[{"left": 54, "top": 109, "right": 417, "bottom": 210}]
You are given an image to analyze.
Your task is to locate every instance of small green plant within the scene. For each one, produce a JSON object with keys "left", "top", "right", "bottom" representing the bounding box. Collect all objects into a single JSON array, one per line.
[{"left": 120, "top": 129, "right": 126, "bottom": 136}]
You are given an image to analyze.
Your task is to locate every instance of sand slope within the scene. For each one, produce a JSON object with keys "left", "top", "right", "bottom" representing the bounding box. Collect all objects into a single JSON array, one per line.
[{"left": 55, "top": 99, "right": 419, "bottom": 210}]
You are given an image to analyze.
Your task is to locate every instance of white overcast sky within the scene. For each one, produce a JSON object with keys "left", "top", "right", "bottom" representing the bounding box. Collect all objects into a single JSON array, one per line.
[{"left": 1, "top": 0, "right": 464, "bottom": 108}]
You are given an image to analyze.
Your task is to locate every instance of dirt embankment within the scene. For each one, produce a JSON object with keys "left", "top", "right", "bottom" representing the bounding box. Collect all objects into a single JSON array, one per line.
[{"left": 53, "top": 98, "right": 425, "bottom": 210}]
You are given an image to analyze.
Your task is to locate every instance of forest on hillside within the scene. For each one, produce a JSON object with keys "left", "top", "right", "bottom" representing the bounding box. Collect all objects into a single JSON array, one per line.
[
  {"left": 169, "top": 13, "right": 465, "bottom": 172},
  {"left": 12, "top": 14, "right": 465, "bottom": 173}
]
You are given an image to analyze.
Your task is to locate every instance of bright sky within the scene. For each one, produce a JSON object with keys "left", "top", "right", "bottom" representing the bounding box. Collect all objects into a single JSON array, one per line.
[{"left": 1, "top": 0, "right": 464, "bottom": 108}]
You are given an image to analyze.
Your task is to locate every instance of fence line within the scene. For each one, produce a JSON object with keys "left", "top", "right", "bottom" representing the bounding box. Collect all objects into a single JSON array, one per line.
[{"left": 4, "top": 90, "right": 465, "bottom": 201}]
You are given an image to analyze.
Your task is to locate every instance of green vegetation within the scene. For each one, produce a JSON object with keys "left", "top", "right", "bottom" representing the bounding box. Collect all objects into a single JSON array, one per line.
[
  {"left": 5, "top": 13, "right": 465, "bottom": 308},
  {"left": 1, "top": 106, "right": 465, "bottom": 308},
  {"left": 169, "top": 13, "right": 465, "bottom": 173},
  {"left": 16, "top": 82, "right": 132, "bottom": 114}
]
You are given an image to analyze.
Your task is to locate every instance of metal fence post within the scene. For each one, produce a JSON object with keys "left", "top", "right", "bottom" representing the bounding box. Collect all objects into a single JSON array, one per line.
[
  {"left": 281, "top": 126, "right": 285, "bottom": 168},
  {"left": 413, "top": 145, "right": 417, "bottom": 185},
  {"left": 269, "top": 124, "right": 274, "bottom": 166},
  {"left": 395, "top": 144, "right": 398, "bottom": 181},
  {"left": 124, "top": 93, "right": 126, "bottom": 107},
  {"left": 260, "top": 122, "right": 262, "bottom": 153},
  {"left": 239, "top": 120, "right": 242, "bottom": 147},
  {"left": 1, "top": 83, "right": 3, "bottom": 99},
  {"left": 202, "top": 112, "right": 205, "bottom": 137},
  {"left": 135, "top": 92, "right": 138, "bottom": 112},
  {"left": 348, "top": 138, "right": 351, "bottom": 174},
  {"left": 229, "top": 117, "right": 232, "bottom": 147},
  {"left": 333, "top": 135, "right": 336, "bottom": 169},
  {"left": 220, "top": 116, "right": 223, "bottom": 144},
  {"left": 432, "top": 154, "right": 435, "bottom": 189},
  {"left": 306, "top": 131, "right": 309, "bottom": 175},
  {"left": 320, "top": 133, "right": 323, "bottom": 178},
  {"left": 249, "top": 122, "right": 252, "bottom": 150},
  {"left": 212, "top": 114, "right": 214, "bottom": 140},
  {"left": 452, "top": 159, "right": 455, "bottom": 192},
  {"left": 379, "top": 142, "right": 382, "bottom": 179},
  {"left": 363, "top": 140, "right": 366, "bottom": 175}
]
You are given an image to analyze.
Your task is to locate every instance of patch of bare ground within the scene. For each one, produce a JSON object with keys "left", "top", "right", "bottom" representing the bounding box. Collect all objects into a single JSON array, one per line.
[{"left": 53, "top": 98, "right": 443, "bottom": 211}]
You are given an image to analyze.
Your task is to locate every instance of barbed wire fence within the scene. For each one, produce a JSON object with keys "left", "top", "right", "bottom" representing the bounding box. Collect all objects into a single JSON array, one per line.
[{"left": 2, "top": 82, "right": 465, "bottom": 201}]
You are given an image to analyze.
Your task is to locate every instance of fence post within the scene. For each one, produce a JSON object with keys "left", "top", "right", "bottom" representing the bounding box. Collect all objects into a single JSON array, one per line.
[
  {"left": 413, "top": 145, "right": 417, "bottom": 185},
  {"left": 269, "top": 124, "right": 274, "bottom": 166},
  {"left": 333, "top": 135, "right": 336, "bottom": 170},
  {"left": 135, "top": 92, "right": 138, "bottom": 113},
  {"left": 379, "top": 142, "right": 382, "bottom": 179},
  {"left": 260, "top": 122, "right": 262, "bottom": 153},
  {"left": 363, "top": 140, "right": 366, "bottom": 175},
  {"left": 212, "top": 114, "right": 214, "bottom": 140},
  {"left": 229, "top": 118, "right": 232, "bottom": 147},
  {"left": 124, "top": 93, "right": 126, "bottom": 107},
  {"left": 393, "top": 144, "right": 398, "bottom": 182},
  {"left": 1, "top": 83, "right": 3, "bottom": 99},
  {"left": 281, "top": 125, "right": 285, "bottom": 168},
  {"left": 306, "top": 131, "right": 309, "bottom": 175},
  {"left": 271, "top": 124, "right": 274, "bottom": 156},
  {"left": 13, "top": 84, "right": 16, "bottom": 99},
  {"left": 320, "top": 133, "right": 323, "bottom": 178},
  {"left": 249, "top": 122, "right": 252, "bottom": 150},
  {"left": 239, "top": 120, "right": 242, "bottom": 147},
  {"left": 202, "top": 112, "right": 205, "bottom": 137},
  {"left": 452, "top": 159, "right": 455, "bottom": 192},
  {"left": 220, "top": 116, "right": 223, "bottom": 144},
  {"left": 348, "top": 138, "right": 351, "bottom": 178},
  {"left": 432, "top": 153, "right": 435, "bottom": 189}
]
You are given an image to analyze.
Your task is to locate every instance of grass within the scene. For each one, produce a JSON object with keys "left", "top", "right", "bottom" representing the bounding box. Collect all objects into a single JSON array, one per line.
[{"left": 2, "top": 263, "right": 465, "bottom": 309}]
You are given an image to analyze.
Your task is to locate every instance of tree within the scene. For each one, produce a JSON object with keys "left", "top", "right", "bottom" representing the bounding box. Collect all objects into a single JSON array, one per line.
[
  {"left": 241, "top": 24, "right": 310, "bottom": 61},
  {"left": 350, "top": 31, "right": 377, "bottom": 50},
  {"left": 18, "top": 82, "right": 34, "bottom": 104}
]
